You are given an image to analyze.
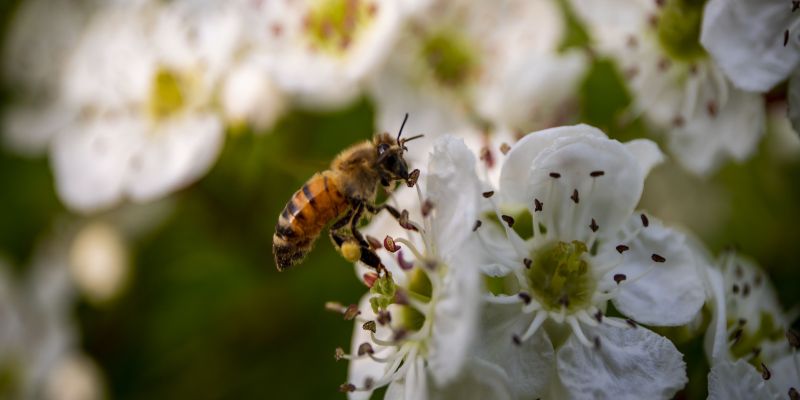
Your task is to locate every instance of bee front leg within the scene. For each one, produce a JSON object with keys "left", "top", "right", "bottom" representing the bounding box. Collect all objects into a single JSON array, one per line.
[{"left": 365, "top": 203, "right": 402, "bottom": 221}]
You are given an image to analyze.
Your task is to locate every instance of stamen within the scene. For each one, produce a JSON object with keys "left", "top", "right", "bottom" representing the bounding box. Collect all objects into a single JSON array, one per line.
[
  {"left": 520, "top": 310, "right": 548, "bottom": 342},
  {"left": 358, "top": 343, "right": 375, "bottom": 356},
  {"left": 384, "top": 236, "right": 400, "bottom": 252},
  {"left": 472, "top": 220, "right": 482, "bottom": 231},
  {"left": 760, "top": 362, "right": 771, "bottom": 380},
  {"left": 500, "top": 143, "right": 511, "bottom": 155},
  {"left": 366, "top": 235, "right": 382, "bottom": 250},
  {"left": 651, "top": 253, "right": 666, "bottom": 263},
  {"left": 549, "top": 172, "right": 561, "bottom": 178},
  {"left": 482, "top": 191, "right": 495, "bottom": 198},
  {"left": 790, "top": 388, "right": 799, "bottom": 400},
  {"left": 625, "top": 318, "right": 638, "bottom": 328},
  {"left": 590, "top": 170, "right": 605, "bottom": 177},
  {"left": 616, "top": 244, "right": 630, "bottom": 253},
  {"left": 344, "top": 304, "right": 361, "bottom": 320},
  {"left": 406, "top": 169, "right": 420, "bottom": 187},
  {"left": 339, "top": 383, "right": 356, "bottom": 392},
  {"left": 518, "top": 292, "right": 532, "bottom": 304},
  {"left": 394, "top": 238, "right": 425, "bottom": 261},
  {"left": 363, "top": 321, "right": 377, "bottom": 333},
  {"left": 567, "top": 316, "right": 593, "bottom": 347},
  {"left": 501, "top": 215, "right": 515, "bottom": 227},
  {"left": 421, "top": 200, "right": 434, "bottom": 217},
  {"left": 571, "top": 189, "right": 580, "bottom": 204},
  {"left": 377, "top": 310, "right": 391, "bottom": 325},
  {"left": 523, "top": 258, "right": 532, "bottom": 269},
  {"left": 397, "top": 250, "right": 414, "bottom": 270},
  {"left": 589, "top": 219, "right": 599, "bottom": 232},
  {"left": 640, "top": 213, "right": 649, "bottom": 227},
  {"left": 614, "top": 274, "right": 627, "bottom": 284},
  {"left": 787, "top": 329, "right": 800, "bottom": 348}
]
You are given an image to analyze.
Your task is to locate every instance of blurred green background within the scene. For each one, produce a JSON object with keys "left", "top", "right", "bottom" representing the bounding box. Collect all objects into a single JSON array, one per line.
[{"left": 1, "top": 1, "right": 798, "bottom": 399}]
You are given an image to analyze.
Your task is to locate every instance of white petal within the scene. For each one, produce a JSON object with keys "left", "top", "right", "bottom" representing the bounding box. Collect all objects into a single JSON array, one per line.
[
  {"left": 702, "top": 266, "right": 729, "bottom": 362},
  {"left": 51, "top": 116, "right": 138, "bottom": 212},
  {"left": 429, "top": 359, "right": 513, "bottom": 400},
  {"left": 502, "top": 125, "right": 647, "bottom": 240},
  {"left": 700, "top": 0, "right": 800, "bottom": 92},
  {"left": 221, "top": 59, "right": 286, "bottom": 131},
  {"left": 708, "top": 359, "right": 776, "bottom": 400},
  {"left": 125, "top": 114, "right": 224, "bottom": 202},
  {"left": 557, "top": 320, "right": 687, "bottom": 399},
  {"left": 609, "top": 216, "right": 706, "bottom": 326},
  {"left": 425, "top": 136, "right": 482, "bottom": 260},
  {"left": 768, "top": 353, "right": 800, "bottom": 398},
  {"left": 428, "top": 245, "right": 483, "bottom": 386},
  {"left": 2, "top": 104, "right": 74, "bottom": 157},
  {"left": 667, "top": 86, "right": 765, "bottom": 176},
  {"left": 623, "top": 139, "right": 664, "bottom": 179},
  {"left": 476, "top": 304, "right": 556, "bottom": 399}
]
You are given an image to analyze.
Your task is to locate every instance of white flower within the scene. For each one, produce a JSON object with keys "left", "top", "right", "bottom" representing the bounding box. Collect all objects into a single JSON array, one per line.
[
  {"left": 51, "top": 2, "right": 239, "bottom": 212},
  {"left": 700, "top": 0, "right": 800, "bottom": 93},
  {"left": 1, "top": 0, "right": 94, "bottom": 156},
  {"left": 237, "top": 0, "right": 405, "bottom": 109},
  {"left": 703, "top": 251, "right": 800, "bottom": 400},
  {"left": 68, "top": 221, "right": 129, "bottom": 305},
  {"left": 571, "top": 0, "right": 766, "bottom": 175},
  {"left": 370, "top": 0, "right": 586, "bottom": 140},
  {"left": 220, "top": 57, "right": 287, "bottom": 133},
  {"left": 340, "top": 136, "right": 492, "bottom": 399},
  {"left": 473, "top": 125, "right": 704, "bottom": 398},
  {"left": 0, "top": 235, "right": 103, "bottom": 399}
]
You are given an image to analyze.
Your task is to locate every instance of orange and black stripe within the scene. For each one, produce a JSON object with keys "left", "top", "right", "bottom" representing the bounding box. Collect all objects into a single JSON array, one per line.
[{"left": 273, "top": 172, "right": 348, "bottom": 270}]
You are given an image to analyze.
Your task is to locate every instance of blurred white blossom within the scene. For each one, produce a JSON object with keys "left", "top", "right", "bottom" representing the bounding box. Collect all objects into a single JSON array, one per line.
[
  {"left": 572, "top": 0, "right": 766, "bottom": 175},
  {"left": 51, "top": 2, "right": 237, "bottom": 212},
  {"left": 703, "top": 251, "right": 799, "bottom": 400},
  {"left": 473, "top": 125, "right": 701, "bottom": 398},
  {"left": 68, "top": 221, "right": 129, "bottom": 305},
  {"left": 238, "top": 0, "right": 406, "bottom": 109},
  {"left": 371, "top": 0, "right": 586, "bottom": 143},
  {"left": 0, "top": 235, "right": 103, "bottom": 399}
]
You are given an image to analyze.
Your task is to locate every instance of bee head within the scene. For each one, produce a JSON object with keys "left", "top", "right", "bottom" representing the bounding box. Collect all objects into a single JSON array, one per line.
[{"left": 375, "top": 114, "right": 423, "bottom": 186}]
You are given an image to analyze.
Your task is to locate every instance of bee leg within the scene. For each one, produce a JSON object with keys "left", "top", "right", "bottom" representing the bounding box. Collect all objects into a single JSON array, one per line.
[
  {"left": 365, "top": 203, "right": 402, "bottom": 220},
  {"left": 349, "top": 203, "right": 371, "bottom": 248}
]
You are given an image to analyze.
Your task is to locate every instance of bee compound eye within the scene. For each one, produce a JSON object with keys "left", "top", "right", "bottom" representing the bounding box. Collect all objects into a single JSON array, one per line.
[{"left": 377, "top": 143, "right": 390, "bottom": 155}]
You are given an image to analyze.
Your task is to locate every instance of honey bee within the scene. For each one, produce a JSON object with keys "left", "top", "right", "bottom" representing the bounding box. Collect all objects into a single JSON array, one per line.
[{"left": 273, "top": 115, "right": 422, "bottom": 271}]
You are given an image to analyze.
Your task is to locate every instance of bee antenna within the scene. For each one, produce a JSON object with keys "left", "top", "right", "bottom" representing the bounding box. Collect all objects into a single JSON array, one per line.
[{"left": 396, "top": 113, "right": 409, "bottom": 144}]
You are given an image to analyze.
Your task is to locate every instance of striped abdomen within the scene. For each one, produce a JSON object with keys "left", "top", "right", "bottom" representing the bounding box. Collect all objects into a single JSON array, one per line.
[{"left": 273, "top": 171, "right": 348, "bottom": 271}]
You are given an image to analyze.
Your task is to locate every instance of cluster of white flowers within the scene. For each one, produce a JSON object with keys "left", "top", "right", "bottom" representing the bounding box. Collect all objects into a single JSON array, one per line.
[{"left": 334, "top": 125, "right": 799, "bottom": 399}]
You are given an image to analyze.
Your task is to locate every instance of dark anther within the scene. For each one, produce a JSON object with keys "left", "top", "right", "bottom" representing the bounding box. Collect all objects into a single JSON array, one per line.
[
  {"left": 406, "top": 169, "right": 420, "bottom": 187},
  {"left": 590, "top": 170, "right": 605, "bottom": 177},
  {"left": 397, "top": 250, "right": 414, "bottom": 270},
  {"left": 760, "top": 363, "right": 771, "bottom": 380},
  {"left": 363, "top": 272, "right": 379, "bottom": 288},
  {"left": 594, "top": 310, "right": 603, "bottom": 323},
  {"left": 654, "top": 0, "right": 665, "bottom": 6},
  {"left": 559, "top": 294, "right": 570, "bottom": 308},
  {"left": 335, "top": 347, "right": 346, "bottom": 361},
  {"left": 614, "top": 274, "right": 627, "bottom": 284},
  {"left": 706, "top": 101, "right": 718, "bottom": 118},
  {"left": 570, "top": 189, "right": 580, "bottom": 204},
  {"left": 786, "top": 30, "right": 790, "bottom": 47},
  {"left": 672, "top": 115, "right": 685, "bottom": 128},
  {"left": 399, "top": 210, "right": 418, "bottom": 231},
  {"left": 730, "top": 328, "right": 743, "bottom": 345},
  {"left": 384, "top": 236, "right": 400, "bottom": 253},
  {"left": 626, "top": 318, "right": 638, "bottom": 328},
  {"left": 480, "top": 147, "right": 495, "bottom": 169},
  {"left": 393, "top": 329, "right": 408, "bottom": 342},
  {"left": 641, "top": 213, "right": 649, "bottom": 227},
  {"left": 651, "top": 253, "right": 666, "bottom": 263},
  {"left": 786, "top": 329, "right": 800, "bottom": 348},
  {"left": 512, "top": 334, "right": 522, "bottom": 346},
  {"left": 362, "top": 321, "right": 377, "bottom": 333},
  {"left": 357, "top": 343, "right": 374, "bottom": 356},
  {"left": 616, "top": 244, "right": 630, "bottom": 254},
  {"left": 339, "top": 383, "right": 356, "bottom": 393},
  {"left": 738, "top": 318, "right": 747, "bottom": 326},
  {"left": 363, "top": 377, "right": 374, "bottom": 390},
  {"left": 501, "top": 215, "right": 515, "bottom": 228},
  {"left": 421, "top": 200, "right": 434, "bottom": 217},
  {"left": 534, "top": 198, "right": 543, "bottom": 212},
  {"left": 594, "top": 336, "right": 602, "bottom": 349},
  {"left": 377, "top": 310, "right": 392, "bottom": 325},
  {"left": 366, "top": 235, "right": 382, "bottom": 250},
  {"left": 472, "top": 220, "right": 482, "bottom": 232},
  {"left": 523, "top": 258, "right": 532, "bottom": 269},
  {"left": 789, "top": 387, "right": 799, "bottom": 400},
  {"left": 742, "top": 283, "right": 750, "bottom": 297},
  {"left": 500, "top": 143, "right": 511, "bottom": 155},
  {"left": 732, "top": 284, "right": 740, "bottom": 294},
  {"left": 482, "top": 191, "right": 495, "bottom": 198},
  {"left": 549, "top": 172, "right": 561, "bottom": 178},
  {"left": 344, "top": 304, "right": 361, "bottom": 320},
  {"left": 735, "top": 264, "right": 743, "bottom": 278},
  {"left": 394, "top": 290, "right": 409, "bottom": 305},
  {"left": 518, "top": 292, "right": 532, "bottom": 304},
  {"left": 589, "top": 218, "right": 599, "bottom": 232}
]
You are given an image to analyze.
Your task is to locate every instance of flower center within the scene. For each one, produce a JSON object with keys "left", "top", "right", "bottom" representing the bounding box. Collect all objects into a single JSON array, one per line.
[
  {"left": 303, "top": 0, "right": 377, "bottom": 55},
  {"left": 526, "top": 241, "right": 596, "bottom": 313},
  {"left": 656, "top": 0, "right": 707, "bottom": 61},
  {"left": 148, "top": 68, "right": 185, "bottom": 120},
  {"left": 420, "top": 30, "right": 477, "bottom": 88}
]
